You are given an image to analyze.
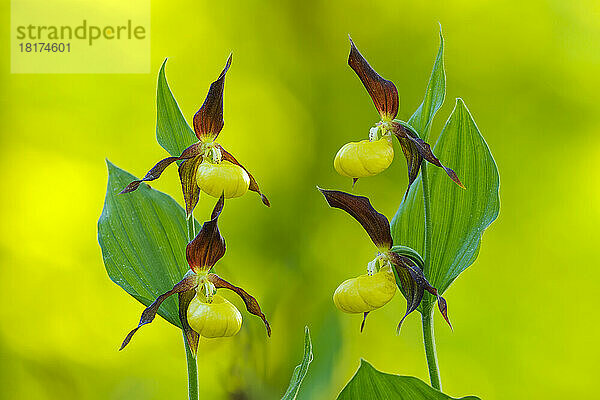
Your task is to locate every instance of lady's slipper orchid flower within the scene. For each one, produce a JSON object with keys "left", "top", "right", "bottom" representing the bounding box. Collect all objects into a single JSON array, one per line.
[
  {"left": 319, "top": 188, "right": 451, "bottom": 332},
  {"left": 335, "top": 38, "right": 464, "bottom": 194},
  {"left": 120, "top": 55, "right": 269, "bottom": 216},
  {"left": 119, "top": 195, "right": 270, "bottom": 355}
]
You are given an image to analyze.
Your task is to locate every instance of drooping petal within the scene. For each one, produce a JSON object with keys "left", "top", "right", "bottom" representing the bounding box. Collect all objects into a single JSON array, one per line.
[
  {"left": 178, "top": 272, "right": 200, "bottom": 357},
  {"left": 390, "top": 253, "right": 425, "bottom": 333},
  {"left": 348, "top": 37, "right": 399, "bottom": 120},
  {"left": 119, "top": 143, "right": 204, "bottom": 194},
  {"left": 186, "top": 195, "right": 226, "bottom": 272},
  {"left": 406, "top": 135, "right": 464, "bottom": 189},
  {"left": 318, "top": 188, "right": 392, "bottom": 250},
  {"left": 388, "top": 252, "right": 451, "bottom": 331},
  {"left": 178, "top": 155, "right": 203, "bottom": 216},
  {"left": 206, "top": 273, "right": 271, "bottom": 337},
  {"left": 397, "top": 137, "right": 423, "bottom": 198},
  {"left": 392, "top": 122, "right": 464, "bottom": 193},
  {"left": 120, "top": 273, "right": 199, "bottom": 350},
  {"left": 192, "top": 54, "right": 232, "bottom": 141},
  {"left": 424, "top": 283, "right": 452, "bottom": 330},
  {"left": 219, "top": 144, "right": 270, "bottom": 207}
]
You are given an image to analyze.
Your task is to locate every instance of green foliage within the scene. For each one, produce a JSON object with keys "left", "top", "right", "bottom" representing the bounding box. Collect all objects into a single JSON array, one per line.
[
  {"left": 282, "top": 327, "right": 313, "bottom": 400},
  {"left": 391, "top": 99, "right": 500, "bottom": 295},
  {"left": 98, "top": 160, "right": 199, "bottom": 327},
  {"left": 407, "top": 27, "right": 445, "bottom": 142},
  {"left": 337, "top": 360, "right": 480, "bottom": 400},
  {"left": 156, "top": 59, "right": 197, "bottom": 157}
]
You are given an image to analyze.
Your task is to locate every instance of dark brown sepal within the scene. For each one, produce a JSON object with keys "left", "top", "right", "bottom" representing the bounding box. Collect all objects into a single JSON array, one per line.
[
  {"left": 119, "top": 143, "right": 204, "bottom": 194},
  {"left": 348, "top": 37, "right": 399, "bottom": 120},
  {"left": 193, "top": 54, "right": 232, "bottom": 141},
  {"left": 424, "top": 285, "right": 452, "bottom": 330},
  {"left": 178, "top": 155, "right": 203, "bottom": 216},
  {"left": 391, "top": 253, "right": 426, "bottom": 333},
  {"left": 179, "top": 288, "right": 200, "bottom": 357},
  {"left": 120, "top": 273, "right": 199, "bottom": 350},
  {"left": 219, "top": 144, "right": 270, "bottom": 206},
  {"left": 186, "top": 195, "right": 226, "bottom": 272},
  {"left": 392, "top": 122, "right": 465, "bottom": 193},
  {"left": 360, "top": 312, "right": 369, "bottom": 333},
  {"left": 318, "top": 188, "right": 392, "bottom": 250},
  {"left": 406, "top": 135, "right": 464, "bottom": 189},
  {"left": 389, "top": 252, "right": 452, "bottom": 331},
  {"left": 396, "top": 137, "right": 423, "bottom": 198},
  {"left": 206, "top": 273, "right": 271, "bottom": 337}
]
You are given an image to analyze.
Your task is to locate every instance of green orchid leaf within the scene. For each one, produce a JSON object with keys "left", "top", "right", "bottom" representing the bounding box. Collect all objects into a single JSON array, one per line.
[
  {"left": 391, "top": 99, "right": 500, "bottom": 296},
  {"left": 407, "top": 26, "right": 445, "bottom": 142},
  {"left": 337, "top": 359, "right": 480, "bottom": 400},
  {"left": 282, "top": 327, "right": 313, "bottom": 400},
  {"left": 156, "top": 59, "right": 197, "bottom": 157},
  {"left": 98, "top": 160, "right": 200, "bottom": 328}
]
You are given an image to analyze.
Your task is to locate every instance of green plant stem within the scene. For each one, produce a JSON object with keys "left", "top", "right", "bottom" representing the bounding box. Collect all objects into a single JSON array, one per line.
[
  {"left": 185, "top": 213, "right": 198, "bottom": 400},
  {"left": 421, "top": 162, "right": 432, "bottom": 278},
  {"left": 420, "top": 162, "right": 442, "bottom": 390},
  {"left": 421, "top": 306, "right": 441, "bottom": 390},
  {"left": 184, "top": 333, "right": 199, "bottom": 400}
]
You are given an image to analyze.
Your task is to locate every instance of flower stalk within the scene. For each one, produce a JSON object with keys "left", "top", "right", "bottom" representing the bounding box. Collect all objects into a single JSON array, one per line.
[
  {"left": 185, "top": 213, "right": 198, "bottom": 400},
  {"left": 184, "top": 333, "right": 199, "bottom": 400},
  {"left": 421, "top": 305, "right": 441, "bottom": 390},
  {"left": 420, "top": 160, "right": 441, "bottom": 390}
]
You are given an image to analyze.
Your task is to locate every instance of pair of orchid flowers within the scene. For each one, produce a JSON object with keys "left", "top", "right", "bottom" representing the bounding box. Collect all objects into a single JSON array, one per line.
[{"left": 120, "top": 38, "right": 462, "bottom": 351}]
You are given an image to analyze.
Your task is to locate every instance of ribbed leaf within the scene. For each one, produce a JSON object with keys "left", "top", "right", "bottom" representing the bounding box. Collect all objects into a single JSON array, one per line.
[
  {"left": 407, "top": 27, "right": 446, "bottom": 142},
  {"left": 156, "top": 59, "right": 197, "bottom": 157},
  {"left": 337, "top": 360, "right": 480, "bottom": 400},
  {"left": 98, "top": 160, "right": 199, "bottom": 327},
  {"left": 391, "top": 99, "right": 500, "bottom": 295},
  {"left": 282, "top": 327, "right": 313, "bottom": 400}
]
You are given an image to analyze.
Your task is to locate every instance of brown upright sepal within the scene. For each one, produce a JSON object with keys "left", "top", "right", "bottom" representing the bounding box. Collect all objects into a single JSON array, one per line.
[
  {"left": 219, "top": 144, "right": 270, "bottom": 206},
  {"left": 186, "top": 195, "right": 226, "bottom": 272},
  {"left": 120, "top": 273, "right": 199, "bottom": 350},
  {"left": 318, "top": 188, "right": 392, "bottom": 250},
  {"left": 206, "top": 273, "right": 271, "bottom": 337},
  {"left": 348, "top": 37, "right": 399, "bottom": 120},
  {"left": 119, "top": 142, "right": 204, "bottom": 194},
  {"left": 193, "top": 54, "right": 232, "bottom": 141}
]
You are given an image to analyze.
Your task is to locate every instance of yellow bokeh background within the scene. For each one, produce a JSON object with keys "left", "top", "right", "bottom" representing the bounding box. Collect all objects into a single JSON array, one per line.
[{"left": 1, "top": 0, "right": 599, "bottom": 399}]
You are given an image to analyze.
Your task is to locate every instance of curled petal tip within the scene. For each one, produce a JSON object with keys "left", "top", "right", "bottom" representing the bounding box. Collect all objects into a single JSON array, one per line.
[
  {"left": 437, "top": 295, "right": 453, "bottom": 330},
  {"left": 360, "top": 312, "right": 369, "bottom": 333},
  {"left": 443, "top": 167, "right": 465, "bottom": 189},
  {"left": 396, "top": 314, "right": 408, "bottom": 335},
  {"left": 261, "top": 194, "right": 271, "bottom": 207}
]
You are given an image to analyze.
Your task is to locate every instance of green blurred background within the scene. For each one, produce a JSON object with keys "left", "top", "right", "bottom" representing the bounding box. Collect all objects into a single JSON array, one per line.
[{"left": 1, "top": 0, "right": 599, "bottom": 399}]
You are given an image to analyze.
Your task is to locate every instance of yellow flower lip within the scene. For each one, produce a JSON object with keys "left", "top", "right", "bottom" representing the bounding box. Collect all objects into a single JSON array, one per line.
[
  {"left": 196, "top": 160, "right": 251, "bottom": 199},
  {"left": 187, "top": 293, "right": 242, "bottom": 338},
  {"left": 333, "top": 266, "right": 396, "bottom": 314},
  {"left": 334, "top": 136, "right": 394, "bottom": 178}
]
